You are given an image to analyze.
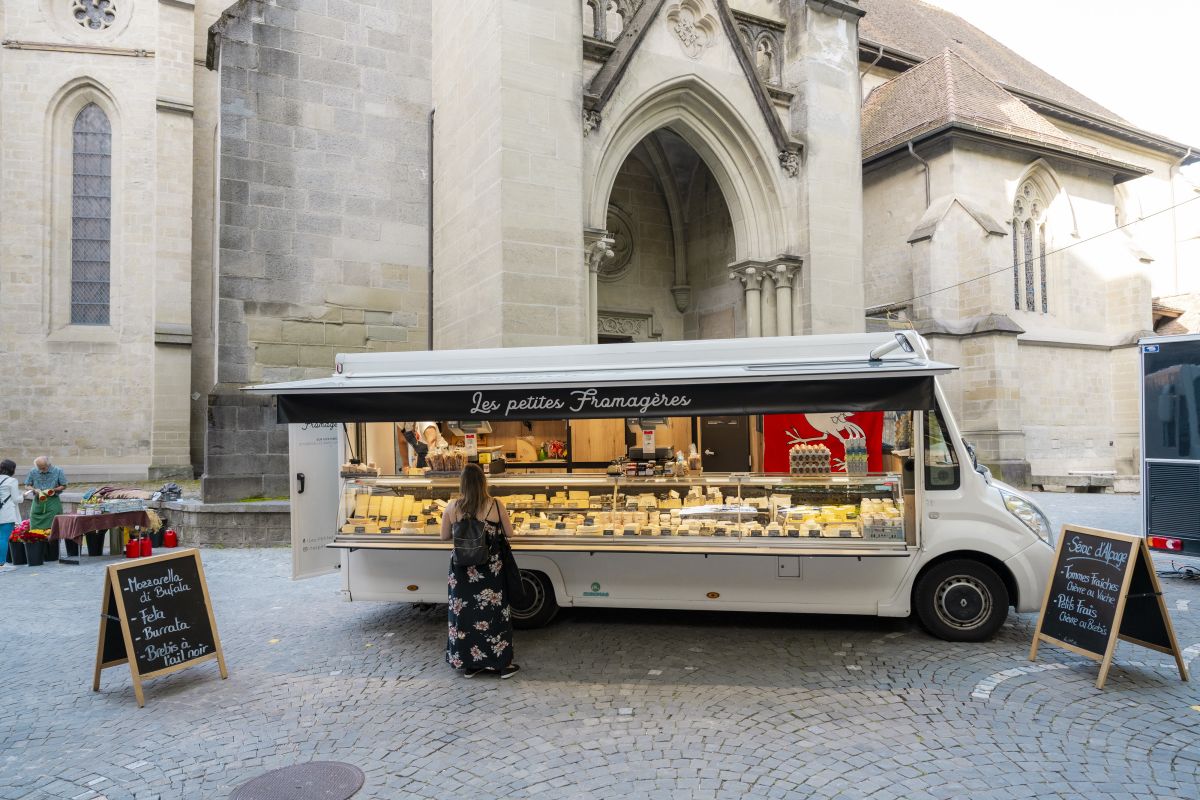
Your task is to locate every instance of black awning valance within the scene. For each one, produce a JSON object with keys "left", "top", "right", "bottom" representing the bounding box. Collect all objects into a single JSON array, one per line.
[{"left": 276, "top": 375, "right": 936, "bottom": 423}]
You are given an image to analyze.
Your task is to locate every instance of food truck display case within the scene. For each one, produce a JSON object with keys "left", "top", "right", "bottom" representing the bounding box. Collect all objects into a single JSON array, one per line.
[
  {"left": 251, "top": 332, "right": 1057, "bottom": 642},
  {"left": 335, "top": 472, "right": 910, "bottom": 554}
]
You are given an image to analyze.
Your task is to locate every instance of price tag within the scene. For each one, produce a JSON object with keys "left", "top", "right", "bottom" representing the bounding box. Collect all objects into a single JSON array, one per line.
[
  {"left": 464, "top": 433, "right": 478, "bottom": 457},
  {"left": 642, "top": 428, "right": 656, "bottom": 456}
]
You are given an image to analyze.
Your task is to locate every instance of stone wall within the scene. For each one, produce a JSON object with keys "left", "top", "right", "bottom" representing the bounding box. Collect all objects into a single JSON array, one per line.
[
  {"left": 162, "top": 499, "right": 291, "bottom": 548},
  {"left": 205, "top": 0, "right": 432, "bottom": 501},
  {"left": 39, "top": 495, "right": 291, "bottom": 549},
  {"left": 433, "top": 0, "right": 587, "bottom": 350},
  {"left": 0, "top": 0, "right": 195, "bottom": 481}
]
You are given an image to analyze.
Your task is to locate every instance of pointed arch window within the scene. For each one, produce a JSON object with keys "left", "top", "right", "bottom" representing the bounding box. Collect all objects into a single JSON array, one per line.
[
  {"left": 1012, "top": 180, "right": 1050, "bottom": 314},
  {"left": 1039, "top": 223, "right": 1048, "bottom": 314},
  {"left": 70, "top": 103, "right": 112, "bottom": 325}
]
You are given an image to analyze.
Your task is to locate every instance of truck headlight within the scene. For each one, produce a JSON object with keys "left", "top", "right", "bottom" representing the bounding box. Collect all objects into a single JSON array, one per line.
[{"left": 999, "top": 488, "right": 1053, "bottom": 545}]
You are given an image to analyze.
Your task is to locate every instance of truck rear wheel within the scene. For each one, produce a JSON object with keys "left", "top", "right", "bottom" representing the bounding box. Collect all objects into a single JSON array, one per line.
[
  {"left": 510, "top": 570, "right": 558, "bottom": 629},
  {"left": 914, "top": 559, "right": 1009, "bottom": 642}
]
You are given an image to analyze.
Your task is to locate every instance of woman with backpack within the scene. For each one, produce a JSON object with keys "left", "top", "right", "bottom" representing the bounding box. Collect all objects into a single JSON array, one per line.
[
  {"left": 0, "top": 460, "right": 23, "bottom": 570},
  {"left": 440, "top": 462, "right": 520, "bottom": 678}
]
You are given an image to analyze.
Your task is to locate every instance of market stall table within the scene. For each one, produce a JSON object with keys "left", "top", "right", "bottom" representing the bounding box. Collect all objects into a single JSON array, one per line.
[{"left": 50, "top": 511, "right": 153, "bottom": 560}]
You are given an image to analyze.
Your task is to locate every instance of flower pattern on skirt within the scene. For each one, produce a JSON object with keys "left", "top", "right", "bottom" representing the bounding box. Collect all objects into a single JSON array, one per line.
[{"left": 446, "top": 525, "right": 514, "bottom": 671}]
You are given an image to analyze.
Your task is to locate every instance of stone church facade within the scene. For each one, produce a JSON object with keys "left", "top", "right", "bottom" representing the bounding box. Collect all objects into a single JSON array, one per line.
[{"left": 0, "top": 0, "right": 1195, "bottom": 496}]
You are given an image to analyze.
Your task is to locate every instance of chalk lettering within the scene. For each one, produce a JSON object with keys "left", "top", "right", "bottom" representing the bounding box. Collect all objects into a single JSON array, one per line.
[
  {"left": 125, "top": 568, "right": 182, "bottom": 594},
  {"left": 153, "top": 581, "right": 192, "bottom": 599},
  {"left": 138, "top": 606, "right": 165, "bottom": 626},
  {"left": 142, "top": 617, "right": 191, "bottom": 641},
  {"left": 1066, "top": 536, "right": 1093, "bottom": 557}
]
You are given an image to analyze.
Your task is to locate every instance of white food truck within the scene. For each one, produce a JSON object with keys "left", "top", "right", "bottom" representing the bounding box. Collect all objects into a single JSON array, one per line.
[{"left": 249, "top": 331, "right": 1055, "bottom": 641}]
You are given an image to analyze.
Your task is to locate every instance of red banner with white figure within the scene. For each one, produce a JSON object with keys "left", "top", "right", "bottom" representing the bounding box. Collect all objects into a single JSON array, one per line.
[{"left": 763, "top": 412, "right": 884, "bottom": 473}]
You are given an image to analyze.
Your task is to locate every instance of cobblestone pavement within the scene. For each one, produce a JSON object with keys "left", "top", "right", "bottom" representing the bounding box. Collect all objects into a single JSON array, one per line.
[{"left": 2, "top": 495, "right": 1199, "bottom": 800}]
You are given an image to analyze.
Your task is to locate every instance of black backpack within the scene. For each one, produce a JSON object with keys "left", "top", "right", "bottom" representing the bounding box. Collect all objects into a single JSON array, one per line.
[{"left": 452, "top": 501, "right": 490, "bottom": 567}]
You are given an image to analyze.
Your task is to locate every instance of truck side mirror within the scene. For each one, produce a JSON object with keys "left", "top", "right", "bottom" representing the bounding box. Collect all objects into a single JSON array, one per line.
[{"left": 964, "top": 442, "right": 991, "bottom": 479}]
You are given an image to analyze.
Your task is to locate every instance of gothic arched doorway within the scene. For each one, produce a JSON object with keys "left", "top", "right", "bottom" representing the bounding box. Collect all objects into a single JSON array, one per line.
[{"left": 595, "top": 128, "right": 738, "bottom": 342}]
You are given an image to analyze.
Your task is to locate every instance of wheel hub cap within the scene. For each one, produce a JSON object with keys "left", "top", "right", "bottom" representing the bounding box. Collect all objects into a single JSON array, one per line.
[{"left": 934, "top": 576, "right": 990, "bottom": 629}]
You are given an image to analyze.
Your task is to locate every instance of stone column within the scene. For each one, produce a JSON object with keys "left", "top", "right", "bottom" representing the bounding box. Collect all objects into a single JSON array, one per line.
[
  {"left": 761, "top": 272, "right": 778, "bottom": 338},
  {"left": 584, "top": 228, "right": 615, "bottom": 343},
  {"left": 730, "top": 263, "right": 767, "bottom": 337},
  {"left": 784, "top": 0, "right": 866, "bottom": 333},
  {"left": 770, "top": 260, "right": 802, "bottom": 336}
]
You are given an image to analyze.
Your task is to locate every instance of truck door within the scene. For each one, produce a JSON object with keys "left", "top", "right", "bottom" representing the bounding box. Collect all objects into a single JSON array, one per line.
[{"left": 288, "top": 423, "right": 342, "bottom": 579}]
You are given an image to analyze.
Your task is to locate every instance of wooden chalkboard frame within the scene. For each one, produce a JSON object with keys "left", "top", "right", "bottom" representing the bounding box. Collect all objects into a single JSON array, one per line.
[
  {"left": 92, "top": 548, "right": 228, "bottom": 707},
  {"left": 1030, "top": 525, "right": 1188, "bottom": 689}
]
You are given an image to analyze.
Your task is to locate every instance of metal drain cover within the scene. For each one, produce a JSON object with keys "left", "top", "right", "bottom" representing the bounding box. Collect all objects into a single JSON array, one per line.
[{"left": 230, "top": 761, "right": 365, "bottom": 800}]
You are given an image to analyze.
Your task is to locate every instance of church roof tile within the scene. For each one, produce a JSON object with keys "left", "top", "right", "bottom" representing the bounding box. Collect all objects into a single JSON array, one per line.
[
  {"left": 863, "top": 50, "right": 1096, "bottom": 155},
  {"left": 859, "top": 0, "right": 1126, "bottom": 124},
  {"left": 861, "top": 50, "right": 1146, "bottom": 179}
]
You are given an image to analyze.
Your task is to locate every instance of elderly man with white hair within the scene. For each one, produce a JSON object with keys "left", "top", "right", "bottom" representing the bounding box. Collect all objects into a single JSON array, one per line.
[{"left": 25, "top": 456, "right": 67, "bottom": 535}]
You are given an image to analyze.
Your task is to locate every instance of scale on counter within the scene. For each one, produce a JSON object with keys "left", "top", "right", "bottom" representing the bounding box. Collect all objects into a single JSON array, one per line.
[
  {"left": 447, "top": 421, "right": 493, "bottom": 436},
  {"left": 447, "top": 421, "right": 505, "bottom": 473},
  {"left": 627, "top": 417, "right": 671, "bottom": 461}
]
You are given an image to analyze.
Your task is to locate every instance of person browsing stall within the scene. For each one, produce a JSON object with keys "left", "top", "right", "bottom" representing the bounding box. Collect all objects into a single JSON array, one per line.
[
  {"left": 440, "top": 463, "right": 520, "bottom": 679},
  {"left": 0, "top": 460, "right": 22, "bottom": 570}
]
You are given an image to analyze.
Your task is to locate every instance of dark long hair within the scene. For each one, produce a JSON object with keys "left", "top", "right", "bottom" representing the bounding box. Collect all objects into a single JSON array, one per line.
[
  {"left": 0, "top": 459, "right": 14, "bottom": 477},
  {"left": 458, "top": 462, "right": 489, "bottom": 519}
]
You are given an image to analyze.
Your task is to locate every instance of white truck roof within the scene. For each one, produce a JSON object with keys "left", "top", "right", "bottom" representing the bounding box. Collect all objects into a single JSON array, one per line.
[{"left": 247, "top": 332, "right": 954, "bottom": 396}]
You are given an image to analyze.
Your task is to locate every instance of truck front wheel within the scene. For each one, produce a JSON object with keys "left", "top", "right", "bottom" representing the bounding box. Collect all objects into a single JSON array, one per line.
[
  {"left": 510, "top": 570, "right": 559, "bottom": 629},
  {"left": 914, "top": 559, "right": 1010, "bottom": 642}
]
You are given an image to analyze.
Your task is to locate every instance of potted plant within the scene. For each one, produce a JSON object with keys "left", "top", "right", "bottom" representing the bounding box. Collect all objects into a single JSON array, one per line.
[
  {"left": 21, "top": 528, "right": 50, "bottom": 567},
  {"left": 84, "top": 529, "right": 106, "bottom": 557},
  {"left": 8, "top": 521, "right": 28, "bottom": 566},
  {"left": 150, "top": 520, "right": 166, "bottom": 548}
]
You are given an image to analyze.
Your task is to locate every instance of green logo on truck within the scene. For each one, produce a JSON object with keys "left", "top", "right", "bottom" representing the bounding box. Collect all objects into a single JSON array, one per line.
[{"left": 583, "top": 581, "right": 608, "bottom": 598}]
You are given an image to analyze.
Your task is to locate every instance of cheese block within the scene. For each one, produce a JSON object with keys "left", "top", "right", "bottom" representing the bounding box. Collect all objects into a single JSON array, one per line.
[
  {"left": 661, "top": 498, "right": 682, "bottom": 509},
  {"left": 366, "top": 495, "right": 383, "bottom": 520}
]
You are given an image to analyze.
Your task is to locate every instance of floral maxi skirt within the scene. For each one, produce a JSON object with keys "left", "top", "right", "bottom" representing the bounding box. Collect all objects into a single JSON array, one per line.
[{"left": 445, "top": 532, "right": 513, "bottom": 670}]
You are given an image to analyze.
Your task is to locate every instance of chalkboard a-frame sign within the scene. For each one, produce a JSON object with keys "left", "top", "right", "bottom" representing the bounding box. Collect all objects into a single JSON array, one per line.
[
  {"left": 1030, "top": 526, "right": 1188, "bottom": 689},
  {"left": 93, "top": 549, "right": 228, "bottom": 707}
]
